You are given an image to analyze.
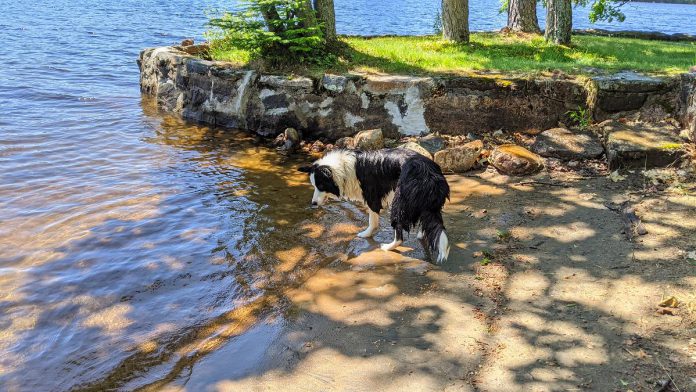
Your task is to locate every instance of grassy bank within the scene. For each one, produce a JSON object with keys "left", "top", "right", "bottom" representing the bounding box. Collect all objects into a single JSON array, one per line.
[{"left": 209, "top": 33, "right": 696, "bottom": 76}]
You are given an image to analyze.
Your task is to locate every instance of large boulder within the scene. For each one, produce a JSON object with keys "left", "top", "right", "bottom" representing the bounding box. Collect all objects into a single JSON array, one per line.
[
  {"left": 530, "top": 127, "right": 603, "bottom": 160},
  {"left": 490, "top": 144, "right": 544, "bottom": 176},
  {"left": 354, "top": 129, "right": 384, "bottom": 150},
  {"left": 400, "top": 142, "right": 432, "bottom": 159},
  {"left": 433, "top": 140, "right": 484, "bottom": 173}
]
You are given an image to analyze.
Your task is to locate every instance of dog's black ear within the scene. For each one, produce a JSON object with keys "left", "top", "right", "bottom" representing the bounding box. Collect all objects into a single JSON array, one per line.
[{"left": 298, "top": 165, "right": 314, "bottom": 173}]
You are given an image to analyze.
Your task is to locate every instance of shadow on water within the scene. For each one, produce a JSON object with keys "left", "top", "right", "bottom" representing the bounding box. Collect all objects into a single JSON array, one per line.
[{"left": 2, "top": 98, "right": 695, "bottom": 391}]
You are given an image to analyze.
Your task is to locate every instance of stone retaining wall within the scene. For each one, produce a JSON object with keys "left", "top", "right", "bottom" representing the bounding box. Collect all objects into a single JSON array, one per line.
[{"left": 139, "top": 46, "right": 691, "bottom": 140}]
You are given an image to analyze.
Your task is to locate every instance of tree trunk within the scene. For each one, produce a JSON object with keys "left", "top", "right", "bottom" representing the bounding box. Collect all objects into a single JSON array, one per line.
[
  {"left": 313, "top": 0, "right": 336, "bottom": 42},
  {"left": 507, "top": 0, "right": 540, "bottom": 33},
  {"left": 545, "top": 0, "right": 572, "bottom": 44},
  {"left": 441, "top": 0, "right": 469, "bottom": 43}
]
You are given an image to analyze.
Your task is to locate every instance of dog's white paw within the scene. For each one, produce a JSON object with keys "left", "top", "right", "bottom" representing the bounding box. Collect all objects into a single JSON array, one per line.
[
  {"left": 357, "top": 229, "right": 375, "bottom": 238},
  {"left": 380, "top": 241, "right": 401, "bottom": 251}
]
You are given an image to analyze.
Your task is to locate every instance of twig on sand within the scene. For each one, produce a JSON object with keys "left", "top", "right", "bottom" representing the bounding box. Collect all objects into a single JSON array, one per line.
[
  {"left": 513, "top": 180, "right": 572, "bottom": 188},
  {"left": 655, "top": 356, "right": 680, "bottom": 392}
]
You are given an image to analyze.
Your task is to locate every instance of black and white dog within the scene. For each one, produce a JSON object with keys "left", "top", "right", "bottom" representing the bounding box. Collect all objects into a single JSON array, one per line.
[{"left": 299, "top": 148, "right": 451, "bottom": 263}]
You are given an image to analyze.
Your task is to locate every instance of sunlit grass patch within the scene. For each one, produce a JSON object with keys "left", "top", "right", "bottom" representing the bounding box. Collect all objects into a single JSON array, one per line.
[{"left": 209, "top": 33, "right": 696, "bottom": 76}]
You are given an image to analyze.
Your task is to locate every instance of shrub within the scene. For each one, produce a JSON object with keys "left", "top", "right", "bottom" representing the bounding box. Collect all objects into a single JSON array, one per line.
[{"left": 207, "top": 0, "right": 329, "bottom": 66}]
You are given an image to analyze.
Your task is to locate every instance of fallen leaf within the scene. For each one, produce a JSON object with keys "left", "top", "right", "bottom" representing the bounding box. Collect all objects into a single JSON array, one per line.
[{"left": 659, "top": 296, "right": 679, "bottom": 308}]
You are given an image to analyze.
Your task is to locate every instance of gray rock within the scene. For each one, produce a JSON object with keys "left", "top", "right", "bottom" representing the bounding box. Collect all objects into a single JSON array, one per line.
[
  {"left": 258, "top": 75, "right": 313, "bottom": 91},
  {"left": 284, "top": 127, "right": 300, "bottom": 144},
  {"left": 354, "top": 129, "right": 384, "bottom": 150},
  {"left": 489, "top": 144, "right": 544, "bottom": 176},
  {"left": 418, "top": 134, "right": 445, "bottom": 155},
  {"left": 530, "top": 127, "right": 603, "bottom": 160},
  {"left": 322, "top": 74, "right": 349, "bottom": 93},
  {"left": 603, "top": 121, "right": 683, "bottom": 169},
  {"left": 433, "top": 140, "right": 483, "bottom": 173},
  {"left": 593, "top": 71, "right": 669, "bottom": 93},
  {"left": 335, "top": 136, "right": 355, "bottom": 149},
  {"left": 400, "top": 142, "right": 432, "bottom": 159}
]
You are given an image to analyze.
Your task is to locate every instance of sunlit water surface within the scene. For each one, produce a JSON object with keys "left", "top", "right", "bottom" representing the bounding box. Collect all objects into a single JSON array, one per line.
[{"left": 1, "top": 0, "right": 695, "bottom": 390}]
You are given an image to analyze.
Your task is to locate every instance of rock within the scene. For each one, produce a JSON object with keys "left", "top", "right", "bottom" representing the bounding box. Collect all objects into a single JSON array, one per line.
[
  {"left": 418, "top": 134, "right": 445, "bottom": 155},
  {"left": 400, "top": 142, "right": 432, "bottom": 159},
  {"left": 602, "top": 121, "right": 683, "bottom": 169},
  {"left": 433, "top": 140, "right": 484, "bottom": 173},
  {"left": 310, "top": 140, "right": 325, "bottom": 153},
  {"left": 493, "top": 130, "right": 504, "bottom": 138},
  {"left": 489, "top": 144, "right": 544, "bottom": 176},
  {"left": 335, "top": 136, "right": 355, "bottom": 149},
  {"left": 284, "top": 127, "right": 300, "bottom": 144},
  {"left": 180, "top": 38, "right": 194, "bottom": 46},
  {"left": 354, "top": 129, "right": 384, "bottom": 150},
  {"left": 274, "top": 127, "right": 301, "bottom": 151},
  {"left": 592, "top": 71, "right": 674, "bottom": 115},
  {"left": 530, "top": 127, "right": 603, "bottom": 160},
  {"left": 322, "top": 74, "right": 349, "bottom": 93},
  {"left": 690, "top": 65, "right": 696, "bottom": 73}
]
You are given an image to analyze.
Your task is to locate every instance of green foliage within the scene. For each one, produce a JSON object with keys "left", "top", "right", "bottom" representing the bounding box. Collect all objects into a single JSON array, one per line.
[
  {"left": 577, "top": 0, "right": 627, "bottom": 23},
  {"left": 499, "top": 0, "right": 510, "bottom": 14},
  {"left": 207, "top": 0, "right": 329, "bottom": 65},
  {"left": 496, "top": 229, "right": 512, "bottom": 241},
  {"left": 566, "top": 106, "right": 592, "bottom": 129}
]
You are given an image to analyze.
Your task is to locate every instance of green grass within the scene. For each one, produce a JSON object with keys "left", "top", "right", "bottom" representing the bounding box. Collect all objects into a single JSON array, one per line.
[{"left": 209, "top": 33, "right": 696, "bottom": 76}]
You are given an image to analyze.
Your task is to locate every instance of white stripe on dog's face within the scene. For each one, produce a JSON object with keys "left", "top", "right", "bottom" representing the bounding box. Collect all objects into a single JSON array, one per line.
[{"left": 310, "top": 173, "right": 328, "bottom": 206}]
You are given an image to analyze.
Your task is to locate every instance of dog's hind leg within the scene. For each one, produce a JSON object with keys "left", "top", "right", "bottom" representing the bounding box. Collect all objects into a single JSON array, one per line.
[
  {"left": 357, "top": 210, "right": 380, "bottom": 238},
  {"left": 380, "top": 229, "right": 403, "bottom": 251}
]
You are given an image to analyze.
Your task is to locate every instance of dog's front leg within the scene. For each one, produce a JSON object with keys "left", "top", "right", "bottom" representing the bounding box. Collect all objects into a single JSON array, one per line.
[{"left": 357, "top": 210, "right": 380, "bottom": 238}]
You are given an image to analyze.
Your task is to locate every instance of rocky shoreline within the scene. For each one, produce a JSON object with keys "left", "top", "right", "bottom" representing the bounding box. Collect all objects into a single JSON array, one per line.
[{"left": 139, "top": 44, "right": 696, "bottom": 174}]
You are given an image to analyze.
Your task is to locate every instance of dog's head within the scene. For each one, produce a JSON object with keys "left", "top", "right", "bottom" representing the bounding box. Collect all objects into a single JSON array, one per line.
[{"left": 298, "top": 164, "right": 340, "bottom": 207}]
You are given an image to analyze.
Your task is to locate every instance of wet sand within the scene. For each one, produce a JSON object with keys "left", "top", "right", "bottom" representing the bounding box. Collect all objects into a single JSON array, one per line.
[{"left": 144, "top": 170, "right": 696, "bottom": 392}]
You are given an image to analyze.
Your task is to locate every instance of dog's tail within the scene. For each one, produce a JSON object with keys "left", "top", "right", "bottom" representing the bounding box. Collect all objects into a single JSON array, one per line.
[{"left": 420, "top": 209, "right": 450, "bottom": 264}]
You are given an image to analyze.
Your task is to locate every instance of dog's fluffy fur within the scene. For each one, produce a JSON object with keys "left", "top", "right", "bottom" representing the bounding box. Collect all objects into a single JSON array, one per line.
[{"left": 299, "top": 148, "right": 451, "bottom": 263}]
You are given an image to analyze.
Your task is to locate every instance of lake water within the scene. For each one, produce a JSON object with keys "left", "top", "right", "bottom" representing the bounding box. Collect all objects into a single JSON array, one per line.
[{"left": 1, "top": 0, "right": 695, "bottom": 390}]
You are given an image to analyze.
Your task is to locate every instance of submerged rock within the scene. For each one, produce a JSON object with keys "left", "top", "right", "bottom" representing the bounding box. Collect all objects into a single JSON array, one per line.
[
  {"left": 490, "top": 144, "right": 544, "bottom": 176},
  {"left": 433, "top": 140, "right": 484, "bottom": 173},
  {"left": 354, "top": 129, "right": 384, "bottom": 150},
  {"left": 400, "top": 142, "right": 432, "bottom": 159},
  {"left": 531, "top": 127, "right": 603, "bottom": 160}
]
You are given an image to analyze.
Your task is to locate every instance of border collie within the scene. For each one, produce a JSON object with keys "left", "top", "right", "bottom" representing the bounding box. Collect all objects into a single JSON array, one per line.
[{"left": 299, "top": 148, "right": 451, "bottom": 263}]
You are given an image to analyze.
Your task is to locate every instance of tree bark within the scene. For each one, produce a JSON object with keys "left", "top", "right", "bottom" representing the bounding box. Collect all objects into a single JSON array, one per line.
[
  {"left": 507, "top": 0, "right": 541, "bottom": 33},
  {"left": 441, "top": 0, "right": 469, "bottom": 43},
  {"left": 545, "top": 0, "right": 572, "bottom": 44},
  {"left": 313, "top": 0, "right": 336, "bottom": 42}
]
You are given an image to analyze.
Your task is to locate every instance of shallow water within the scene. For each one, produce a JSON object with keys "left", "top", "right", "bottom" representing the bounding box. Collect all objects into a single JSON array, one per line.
[{"left": 1, "top": 0, "right": 696, "bottom": 390}]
